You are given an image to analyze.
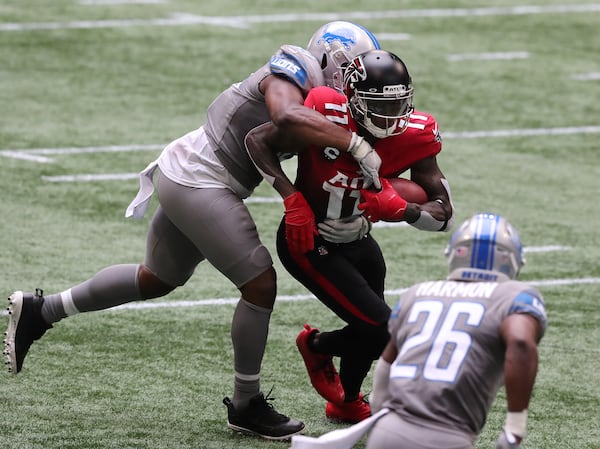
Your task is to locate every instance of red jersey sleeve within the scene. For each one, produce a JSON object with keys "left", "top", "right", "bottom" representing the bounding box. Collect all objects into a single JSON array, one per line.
[
  {"left": 304, "top": 86, "right": 352, "bottom": 129},
  {"left": 376, "top": 111, "right": 443, "bottom": 177}
]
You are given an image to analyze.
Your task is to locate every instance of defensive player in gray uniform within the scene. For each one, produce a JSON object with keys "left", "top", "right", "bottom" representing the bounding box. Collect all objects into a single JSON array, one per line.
[
  {"left": 3, "top": 21, "right": 381, "bottom": 440},
  {"left": 366, "top": 213, "right": 547, "bottom": 449}
]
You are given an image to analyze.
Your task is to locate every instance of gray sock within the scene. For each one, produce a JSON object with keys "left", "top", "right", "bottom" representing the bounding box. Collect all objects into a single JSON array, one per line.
[
  {"left": 230, "top": 298, "right": 271, "bottom": 409},
  {"left": 41, "top": 264, "right": 143, "bottom": 323}
]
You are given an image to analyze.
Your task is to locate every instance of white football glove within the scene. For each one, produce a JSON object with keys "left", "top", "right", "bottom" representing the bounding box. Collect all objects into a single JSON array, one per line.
[
  {"left": 496, "top": 428, "right": 523, "bottom": 449},
  {"left": 317, "top": 216, "right": 371, "bottom": 244},
  {"left": 348, "top": 132, "right": 382, "bottom": 190}
]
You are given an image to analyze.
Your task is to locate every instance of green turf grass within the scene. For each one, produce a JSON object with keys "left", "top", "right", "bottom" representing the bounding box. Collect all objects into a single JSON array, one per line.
[{"left": 1, "top": 1, "right": 599, "bottom": 448}]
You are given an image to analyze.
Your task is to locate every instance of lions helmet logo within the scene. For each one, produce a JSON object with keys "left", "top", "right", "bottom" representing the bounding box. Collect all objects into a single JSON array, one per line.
[{"left": 317, "top": 31, "right": 357, "bottom": 51}]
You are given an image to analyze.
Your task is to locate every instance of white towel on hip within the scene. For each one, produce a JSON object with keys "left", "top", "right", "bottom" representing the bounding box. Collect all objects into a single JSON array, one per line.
[
  {"left": 125, "top": 160, "right": 158, "bottom": 219},
  {"left": 289, "top": 408, "right": 390, "bottom": 449}
]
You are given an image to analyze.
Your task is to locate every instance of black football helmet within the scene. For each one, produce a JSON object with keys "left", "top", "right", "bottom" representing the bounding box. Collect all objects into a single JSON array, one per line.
[{"left": 343, "top": 50, "right": 414, "bottom": 138}]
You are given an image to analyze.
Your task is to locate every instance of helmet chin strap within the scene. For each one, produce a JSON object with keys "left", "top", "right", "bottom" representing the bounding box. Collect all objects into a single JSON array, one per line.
[{"left": 363, "top": 115, "right": 398, "bottom": 138}]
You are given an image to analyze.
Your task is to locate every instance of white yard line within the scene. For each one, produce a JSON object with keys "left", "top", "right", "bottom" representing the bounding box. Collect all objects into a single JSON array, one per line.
[
  {"left": 377, "top": 33, "right": 412, "bottom": 41},
  {"left": 1, "top": 276, "right": 595, "bottom": 316},
  {"left": 42, "top": 173, "right": 139, "bottom": 182},
  {"left": 446, "top": 51, "right": 529, "bottom": 62},
  {"left": 1, "top": 5, "right": 600, "bottom": 31},
  {"left": 571, "top": 72, "right": 600, "bottom": 81},
  {"left": 442, "top": 125, "right": 600, "bottom": 139},
  {"left": 2, "top": 126, "right": 599, "bottom": 164},
  {"left": 80, "top": 0, "right": 166, "bottom": 4},
  {"left": 524, "top": 245, "right": 572, "bottom": 253}
]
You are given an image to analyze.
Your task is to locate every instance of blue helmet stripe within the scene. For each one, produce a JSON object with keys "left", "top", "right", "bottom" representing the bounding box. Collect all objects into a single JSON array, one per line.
[
  {"left": 471, "top": 214, "right": 499, "bottom": 270},
  {"left": 355, "top": 23, "right": 381, "bottom": 49}
]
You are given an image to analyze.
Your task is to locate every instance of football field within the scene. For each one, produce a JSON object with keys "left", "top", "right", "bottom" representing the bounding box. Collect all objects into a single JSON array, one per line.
[{"left": 1, "top": 1, "right": 599, "bottom": 448}]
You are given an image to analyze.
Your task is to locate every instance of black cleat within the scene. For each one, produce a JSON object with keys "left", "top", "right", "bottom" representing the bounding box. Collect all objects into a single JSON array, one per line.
[
  {"left": 223, "top": 391, "right": 305, "bottom": 440},
  {"left": 3, "top": 289, "right": 52, "bottom": 374}
]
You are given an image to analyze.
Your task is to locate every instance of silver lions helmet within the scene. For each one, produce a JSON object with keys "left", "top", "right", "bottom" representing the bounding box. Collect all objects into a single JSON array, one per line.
[
  {"left": 307, "top": 21, "right": 381, "bottom": 92},
  {"left": 445, "top": 213, "right": 525, "bottom": 281}
]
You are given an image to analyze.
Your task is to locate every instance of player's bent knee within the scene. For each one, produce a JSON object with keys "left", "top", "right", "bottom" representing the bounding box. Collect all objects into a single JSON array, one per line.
[
  {"left": 137, "top": 264, "right": 176, "bottom": 299},
  {"left": 239, "top": 267, "right": 277, "bottom": 309}
]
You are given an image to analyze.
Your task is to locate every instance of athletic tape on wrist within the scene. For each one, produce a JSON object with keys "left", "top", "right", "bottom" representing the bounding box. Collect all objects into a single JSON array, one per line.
[
  {"left": 348, "top": 132, "right": 368, "bottom": 159},
  {"left": 505, "top": 409, "right": 528, "bottom": 438}
]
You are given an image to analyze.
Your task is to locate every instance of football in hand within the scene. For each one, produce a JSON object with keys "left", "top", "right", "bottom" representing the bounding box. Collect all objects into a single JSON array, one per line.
[{"left": 386, "top": 178, "right": 428, "bottom": 204}]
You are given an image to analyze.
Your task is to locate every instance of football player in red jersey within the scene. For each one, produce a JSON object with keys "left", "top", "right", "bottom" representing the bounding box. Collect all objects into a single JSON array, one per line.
[{"left": 245, "top": 49, "right": 455, "bottom": 423}]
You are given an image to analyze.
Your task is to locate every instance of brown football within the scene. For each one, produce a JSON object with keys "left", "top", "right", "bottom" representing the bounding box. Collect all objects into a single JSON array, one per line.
[{"left": 387, "top": 178, "right": 428, "bottom": 204}]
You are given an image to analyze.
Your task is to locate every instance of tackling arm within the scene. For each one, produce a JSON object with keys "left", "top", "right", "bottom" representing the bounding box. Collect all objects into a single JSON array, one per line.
[
  {"left": 245, "top": 121, "right": 317, "bottom": 253},
  {"left": 244, "top": 121, "right": 299, "bottom": 198},
  {"left": 262, "top": 76, "right": 382, "bottom": 189},
  {"left": 263, "top": 75, "right": 353, "bottom": 150}
]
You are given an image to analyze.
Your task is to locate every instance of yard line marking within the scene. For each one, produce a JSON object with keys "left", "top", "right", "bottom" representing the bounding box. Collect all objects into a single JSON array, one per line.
[
  {"left": 1, "top": 276, "right": 597, "bottom": 316},
  {"left": 0, "top": 144, "right": 164, "bottom": 164},
  {"left": 0, "top": 150, "right": 54, "bottom": 163},
  {"left": 571, "top": 72, "right": 600, "bottom": 81},
  {"left": 80, "top": 0, "right": 166, "bottom": 4},
  {"left": 377, "top": 33, "right": 411, "bottom": 41},
  {"left": 2, "top": 126, "right": 599, "bottom": 165},
  {"left": 1, "top": 4, "right": 600, "bottom": 31},
  {"left": 443, "top": 126, "right": 600, "bottom": 139},
  {"left": 24, "top": 144, "right": 163, "bottom": 155},
  {"left": 447, "top": 51, "right": 529, "bottom": 62},
  {"left": 42, "top": 173, "right": 138, "bottom": 182},
  {"left": 524, "top": 245, "right": 572, "bottom": 253},
  {"left": 528, "top": 277, "right": 600, "bottom": 287},
  {"left": 59, "top": 277, "right": 600, "bottom": 311},
  {"left": 2, "top": 126, "right": 600, "bottom": 164}
]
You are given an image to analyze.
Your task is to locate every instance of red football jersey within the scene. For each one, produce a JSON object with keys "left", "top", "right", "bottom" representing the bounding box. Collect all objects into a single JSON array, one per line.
[{"left": 297, "top": 86, "right": 442, "bottom": 221}]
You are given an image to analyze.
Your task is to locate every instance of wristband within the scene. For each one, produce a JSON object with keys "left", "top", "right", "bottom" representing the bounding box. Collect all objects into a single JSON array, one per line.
[
  {"left": 505, "top": 409, "right": 528, "bottom": 438},
  {"left": 347, "top": 132, "right": 368, "bottom": 159}
]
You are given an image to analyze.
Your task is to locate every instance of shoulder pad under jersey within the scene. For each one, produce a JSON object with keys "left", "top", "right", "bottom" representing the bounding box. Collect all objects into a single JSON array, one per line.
[
  {"left": 304, "top": 86, "right": 344, "bottom": 111},
  {"left": 508, "top": 287, "right": 548, "bottom": 334},
  {"left": 269, "top": 45, "right": 325, "bottom": 95}
]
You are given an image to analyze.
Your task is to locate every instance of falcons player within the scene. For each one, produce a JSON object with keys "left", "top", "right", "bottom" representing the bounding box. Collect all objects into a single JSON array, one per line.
[{"left": 245, "top": 49, "right": 455, "bottom": 423}]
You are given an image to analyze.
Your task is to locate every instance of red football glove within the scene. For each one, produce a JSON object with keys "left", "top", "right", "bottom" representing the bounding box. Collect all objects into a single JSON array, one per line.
[
  {"left": 358, "top": 178, "right": 408, "bottom": 223},
  {"left": 283, "top": 191, "right": 318, "bottom": 253}
]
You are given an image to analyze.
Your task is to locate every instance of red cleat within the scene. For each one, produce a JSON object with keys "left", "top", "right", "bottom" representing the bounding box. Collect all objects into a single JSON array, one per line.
[
  {"left": 296, "top": 324, "right": 344, "bottom": 404},
  {"left": 325, "top": 393, "right": 371, "bottom": 424}
]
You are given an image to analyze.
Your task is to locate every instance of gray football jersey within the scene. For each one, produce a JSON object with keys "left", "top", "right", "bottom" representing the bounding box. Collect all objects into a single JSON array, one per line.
[
  {"left": 385, "top": 276, "right": 547, "bottom": 437},
  {"left": 203, "top": 45, "right": 324, "bottom": 191}
]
